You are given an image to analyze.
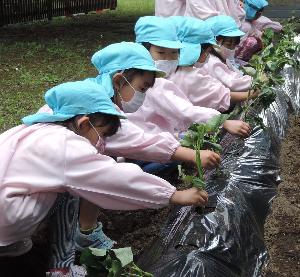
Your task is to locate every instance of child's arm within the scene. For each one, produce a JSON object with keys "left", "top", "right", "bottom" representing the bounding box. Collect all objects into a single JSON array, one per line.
[
  {"left": 65, "top": 140, "right": 209, "bottom": 209},
  {"left": 168, "top": 67, "right": 231, "bottom": 112},
  {"left": 171, "top": 147, "right": 220, "bottom": 169},
  {"left": 145, "top": 78, "right": 220, "bottom": 132},
  {"left": 105, "top": 118, "right": 220, "bottom": 169},
  {"left": 230, "top": 90, "right": 259, "bottom": 103},
  {"left": 200, "top": 55, "right": 253, "bottom": 92}
]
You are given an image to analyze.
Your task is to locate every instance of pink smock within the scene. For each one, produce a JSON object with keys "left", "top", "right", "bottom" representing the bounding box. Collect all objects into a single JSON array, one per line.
[
  {"left": 0, "top": 124, "right": 176, "bottom": 246},
  {"left": 155, "top": 0, "right": 186, "bottom": 16},
  {"left": 126, "top": 78, "right": 220, "bottom": 135},
  {"left": 105, "top": 117, "right": 180, "bottom": 162},
  {"left": 197, "top": 54, "right": 252, "bottom": 92},
  {"left": 168, "top": 66, "right": 231, "bottom": 112},
  {"left": 241, "top": 16, "right": 282, "bottom": 38},
  {"left": 185, "top": 0, "right": 219, "bottom": 19},
  {"left": 184, "top": 0, "right": 245, "bottom": 25},
  {"left": 252, "top": 16, "right": 282, "bottom": 33}
]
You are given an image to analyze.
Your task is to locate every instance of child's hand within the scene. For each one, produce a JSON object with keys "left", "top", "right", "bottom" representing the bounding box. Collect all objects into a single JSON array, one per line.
[
  {"left": 248, "top": 89, "right": 260, "bottom": 99},
  {"left": 223, "top": 120, "right": 251, "bottom": 137},
  {"left": 170, "top": 187, "right": 209, "bottom": 206},
  {"left": 200, "top": 150, "right": 220, "bottom": 169}
]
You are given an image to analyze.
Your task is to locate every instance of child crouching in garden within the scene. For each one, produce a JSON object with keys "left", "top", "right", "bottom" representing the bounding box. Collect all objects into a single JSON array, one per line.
[{"left": 0, "top": 80, "right": 209, "bottom": 276}]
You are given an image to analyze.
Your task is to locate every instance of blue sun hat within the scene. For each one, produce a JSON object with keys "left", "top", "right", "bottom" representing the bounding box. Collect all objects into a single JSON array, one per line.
[
  {"left": 168, "top": 16, "right": 217, "bottom": 66},
  {"left": 135, "top": 16, "right": 184, "bottom": 49},
  {"left": 205, "top": 15, "right": 245, "bottom": 37},
  {"left": 90, "top": 42, "right": 165, "bottom": 98},
  {"left": 244, "top": 0, "right": 268, "bottom": 20},
  {"left": 22, "top": 80, "right": 126, "bottom": 125}
]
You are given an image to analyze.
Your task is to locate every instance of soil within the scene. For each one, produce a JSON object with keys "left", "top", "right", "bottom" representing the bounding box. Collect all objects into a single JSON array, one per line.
[{"left": 263, "top": 115, "right": 300, "bottom": 277}]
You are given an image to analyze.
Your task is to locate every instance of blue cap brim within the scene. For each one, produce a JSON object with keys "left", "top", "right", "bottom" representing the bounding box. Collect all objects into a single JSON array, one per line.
[
  {"left": 220, "top": 29, "right": 245, "bottom": 37},
  {"left": 132, "top": 64, "right": 166, "bottom": 78},
  {"left": 179, "top": 42, "right": 201, "bottom": 66},
  {"left": 148, "top": 39, "right": 184, "bottom": 49},
  {"left": 202, "top": 37, "right": 218, "bottom": 46}
]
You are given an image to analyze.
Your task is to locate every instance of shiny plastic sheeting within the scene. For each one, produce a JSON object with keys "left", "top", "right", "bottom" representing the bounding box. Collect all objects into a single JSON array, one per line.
[{"left": 137, "top": 62, "right": 300, "bottom": 277}]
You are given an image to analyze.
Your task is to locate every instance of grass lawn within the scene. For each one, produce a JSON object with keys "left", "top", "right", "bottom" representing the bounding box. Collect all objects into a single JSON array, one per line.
[{"left": 0, "top": 0, "right": 154, "bottom": 132}]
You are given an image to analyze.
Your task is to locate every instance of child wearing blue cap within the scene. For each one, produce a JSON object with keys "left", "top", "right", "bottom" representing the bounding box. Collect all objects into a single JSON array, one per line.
[
  {"left": 135, "top": 16, "right": 252, "bottom": 138},
  {"left": 89, "top": 42, "right": 220, "bottom": 170},
  {"left": 0, "top": 80, "right": 210, "bottom": 276},
  {"left": 200, "top": 15, "right": 255, "bottom": 93},
  {"left": 237, "top": 0, "right": 282, "bottom": 61}
]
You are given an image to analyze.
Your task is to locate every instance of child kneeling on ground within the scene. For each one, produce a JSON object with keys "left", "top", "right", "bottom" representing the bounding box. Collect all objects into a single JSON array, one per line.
[{"left": 0, "top": 80, "right": 209, "bottom": 276}]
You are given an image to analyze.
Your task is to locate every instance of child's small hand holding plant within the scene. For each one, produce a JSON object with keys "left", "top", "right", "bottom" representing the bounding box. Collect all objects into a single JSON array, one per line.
[
  {"left": 198, "top": 150, "right": 221, "bottom": 169},
  {"left": 223, "top": 120, "right": 251, "bottom": 138},
  {"left": 170, "top": 187, "right": 209, "bottom": 206}
]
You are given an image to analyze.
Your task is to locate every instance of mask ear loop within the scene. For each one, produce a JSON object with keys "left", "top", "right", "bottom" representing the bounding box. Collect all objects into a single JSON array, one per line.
[
  {"left": 113, "top": 70, "right": 125, "bottom": 104},
  {"left": 122, "top": 75, "right": 138, "bottom": 94},
  {"left": 89, "top": 121, "right": 101, "bottom": 139}
]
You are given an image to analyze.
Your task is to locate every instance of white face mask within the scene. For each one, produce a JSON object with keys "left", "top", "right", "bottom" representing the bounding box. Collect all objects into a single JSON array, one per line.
[
  {"left": 214, "top": 45, "right": 236, "bottom": 60},
  {"left": 194, "top": 54, "right": 210, "bottom": 68},
  {"left": 89, "top": 122, "right": 106, "bottom": 154},
  {"left": 154, "top": 60, "right": 178, "bottom": 77},
  {"left": 118, "top": 76, "right": 146, "bottom": 113}
]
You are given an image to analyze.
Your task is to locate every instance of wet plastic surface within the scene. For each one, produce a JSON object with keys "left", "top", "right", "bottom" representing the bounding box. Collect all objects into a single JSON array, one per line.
[{"left": 137, "top": 60, "right": 300, "bottom": 276}]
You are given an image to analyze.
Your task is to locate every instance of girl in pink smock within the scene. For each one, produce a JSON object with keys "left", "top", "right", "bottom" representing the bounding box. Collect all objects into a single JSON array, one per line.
[
  {"left": 201, "top": 15, "right": 253, "bottom": 93},
  {"left": 0, "top": 80, "right": 209, "bottom": 276},
  {"left": 236, "top": 0, "right": 282, "bottom": 61},
  {"left": 89, "top": 42, "right": 220, "bottom": 172}
]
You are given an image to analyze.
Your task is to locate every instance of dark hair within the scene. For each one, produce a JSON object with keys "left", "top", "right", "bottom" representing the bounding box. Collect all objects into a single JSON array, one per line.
[
  {"left": 122, "top": 68, "right": 155, "bottom": 87},
  {"left": 201, "top": 43, "right": 213, "bottom": 52},
  {"left": 141, "top": 42, "right": 152, "bottom": 50},
  {"left": 216, "top": 35, "right": 241, "bottom": 45},
  {"left": 57, "top": 112, "right": 121, "bottom": 137}
]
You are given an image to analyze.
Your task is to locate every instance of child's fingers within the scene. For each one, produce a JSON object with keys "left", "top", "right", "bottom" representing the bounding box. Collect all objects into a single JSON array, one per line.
[
  {"left": 198, "top": 190, "right": 208, "bottom": 202},
  {"left": 200, "top": 151, "right": 220, "bottom": 169},
  {"left": 239, "top": 127, "right": 250, "bottom": 137},
  {"left": 209, "top": 152, "right": 221, "bottom": 166},
  {"left": 195, "top": 195, "right": 208, "bottom": 206}
]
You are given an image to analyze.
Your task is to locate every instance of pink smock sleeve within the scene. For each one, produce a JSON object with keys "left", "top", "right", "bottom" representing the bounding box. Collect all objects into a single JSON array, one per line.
[
  {"left": 199, "top": 55, "right": 252, "bottom": 92},
  {"left": 155, "top": 0, "right": 186, "bottom": 16},
  {"left": 104, "top": 118, "right": 180, "bottom": 163},
  {"left": 64, "top": 131, "right": 176, "bottom": 210},
  {"left": 137, "top": 78, "right": 220, "bottom": 133},
  {"left": 253, "top": 16, "right": 282, "bottom": 32},
  {"left": 168, "top": 67, "right": 231, "bottom": 112},
  {"left": 241, "top": 21, "right": 262, "bottom": 38},
  {"left": 185, "top": 0, "right": 219, "bottom": 19}
]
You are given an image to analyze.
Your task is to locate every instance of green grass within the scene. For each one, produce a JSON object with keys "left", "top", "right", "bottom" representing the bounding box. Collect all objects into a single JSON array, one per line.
[{"left": 0, "top": 0, "right": 154, "bottom": 132}]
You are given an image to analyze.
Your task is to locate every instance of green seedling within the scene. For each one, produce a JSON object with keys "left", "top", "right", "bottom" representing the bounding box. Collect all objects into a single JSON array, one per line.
[{"left": 80, "top": 247, "right": 153, "bottom": 277}]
